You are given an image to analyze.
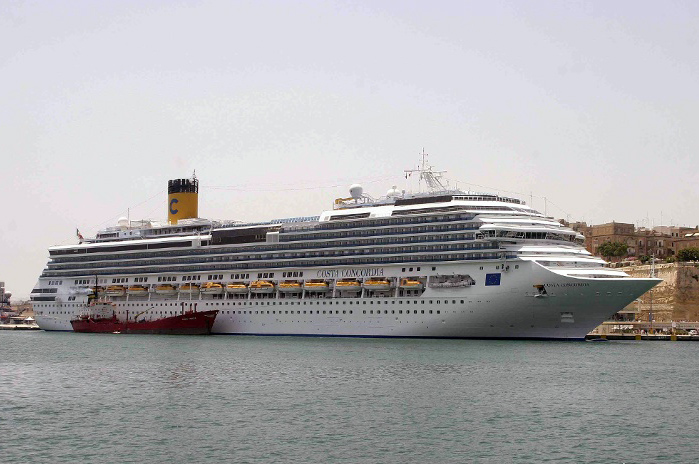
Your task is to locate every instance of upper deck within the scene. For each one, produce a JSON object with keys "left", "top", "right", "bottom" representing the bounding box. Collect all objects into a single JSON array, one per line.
[{"left": 54, "top": 155, "right": 555, "bottom": 255}]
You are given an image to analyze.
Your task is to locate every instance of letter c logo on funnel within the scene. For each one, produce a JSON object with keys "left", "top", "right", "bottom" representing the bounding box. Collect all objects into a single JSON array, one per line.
[{"left": 170, "top": 198, "right": 179, "bottom": 215}]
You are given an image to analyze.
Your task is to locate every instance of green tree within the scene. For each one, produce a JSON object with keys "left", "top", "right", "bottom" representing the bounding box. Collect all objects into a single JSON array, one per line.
[
  {"left": 677, "top": 247, "right": 699, "bottom": 262},
  {"left": 597, "top": 241, "right": 629, "bottom": 261},
  {"left": 639, "top": 255, "right": 650, "bottom": 264}
]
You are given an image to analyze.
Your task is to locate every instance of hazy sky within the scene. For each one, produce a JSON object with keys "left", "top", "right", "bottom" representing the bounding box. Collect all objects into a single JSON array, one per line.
[{"left": 2, "top": 0, "right": 698, "bottom": 299}]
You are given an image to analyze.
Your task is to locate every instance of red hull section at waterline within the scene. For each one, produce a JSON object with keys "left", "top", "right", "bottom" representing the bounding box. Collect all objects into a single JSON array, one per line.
[{"left": 70, "top": 310, "right": 219, "bottom": 335}]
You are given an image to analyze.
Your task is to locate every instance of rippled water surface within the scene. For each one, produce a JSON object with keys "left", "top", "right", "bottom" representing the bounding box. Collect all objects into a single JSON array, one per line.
[{"left": 2, "top": 332, "right": 698, "bottom": 463}]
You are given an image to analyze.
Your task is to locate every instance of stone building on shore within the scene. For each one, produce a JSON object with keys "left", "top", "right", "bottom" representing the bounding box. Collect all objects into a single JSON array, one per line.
[
  {"left": 559, "top": 220, "right": 699, "bottom": 261},
  {"left": 621, "top": 263, "right": 699, "bottom": 323},
  {"left": 556, "top": 220, "right": 699, "bottom": 326}
]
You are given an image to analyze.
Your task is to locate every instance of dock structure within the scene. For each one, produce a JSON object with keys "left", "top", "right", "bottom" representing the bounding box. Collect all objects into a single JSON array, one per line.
[
  {"left": 0, "top": 315, "right": 40, "bottom": 330},
  {"left": 0, "top": 323, "right": 40, "bottom": 331},
  {"left": 589, "top": 319, "right": 699, "bottom": 341},
  {"left": 586, "top": 333, "right": 699, "bottom": 341}
]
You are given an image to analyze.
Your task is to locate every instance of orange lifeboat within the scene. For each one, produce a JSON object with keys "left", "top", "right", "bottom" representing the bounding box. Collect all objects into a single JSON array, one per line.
[
  {"left": 399, "top": 278, "right": 424, "bottom": 290},
  {"left": 303, "top": 280, "right": 330, "bottom": 292},
  {"left": 155, "top": 284, "right": 177, "bottom": 295},
  {"left": 127, "top": 285, "right": 149, "bottom": 296},
  {"left": 249, "top": 280, "right": 275, "bottom": 294},
  {"left": 201, "top": 282, "right": 224, "bottom": 295},
  {"left": 335, "top": 279, "right": 361, "bottom": 292},
  {"left": 225, "top": 283, "right": 249, "bottom": 294},
  {"left": 362, "top": 279, "right": 392, "bottom": 292},
  {"left": 105, "top": 285, "right": 125, "bottom": 297},
  {"left": 179, "top": 283, "right": 200, "bottom": 295},
  {"left": 278, "top": 281, "right": 302, "bottom": 293}
]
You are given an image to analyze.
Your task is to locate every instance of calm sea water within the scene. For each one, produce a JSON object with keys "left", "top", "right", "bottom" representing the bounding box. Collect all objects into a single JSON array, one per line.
[{"left": 1, "top": 332, "right": 698, "bottom": 463}]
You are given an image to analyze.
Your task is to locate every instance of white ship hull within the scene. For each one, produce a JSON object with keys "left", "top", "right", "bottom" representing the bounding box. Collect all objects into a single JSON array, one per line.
[{"left": 33, "top": 262, "right": 658, "bottom": 340}]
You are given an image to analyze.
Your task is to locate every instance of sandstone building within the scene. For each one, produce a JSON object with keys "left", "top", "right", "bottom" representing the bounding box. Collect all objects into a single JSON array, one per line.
[{"left": 566, "top": 220, "right": 699, "bottom": 260}]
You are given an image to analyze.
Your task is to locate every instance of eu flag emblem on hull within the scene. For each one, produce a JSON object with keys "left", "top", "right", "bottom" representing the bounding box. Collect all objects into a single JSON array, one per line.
[{"left": 485, "top": 273, "right": 501, "bottom": 286}]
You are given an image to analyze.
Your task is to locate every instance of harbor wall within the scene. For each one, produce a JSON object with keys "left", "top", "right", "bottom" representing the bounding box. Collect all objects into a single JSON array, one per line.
[{"left": 623, "top": 263, "right": 699, "bottom": 321}]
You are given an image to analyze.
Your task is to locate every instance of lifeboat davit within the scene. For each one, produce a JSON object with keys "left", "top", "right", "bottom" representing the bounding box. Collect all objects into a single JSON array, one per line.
[
  {"left": 127, "top": 285, "right": 149, "bottom": 296},
  {"left": 201, "top": 282, "right": 224, "bottom": 295},
  {"left": 399, "top": 278, "right": 424, "bottom": 290},
  {"left": 225, "top": 283, "right": 249, "bottom": 294},
  {"left": 105, "top": 285, "right": 126, "bottom": 297},
  {"left": 179, "top": 283, "right": 200, "bottom": 295},
  {"left": 335, "top": 279, "right": 361, "bottom": 292},
  {"left": 303, "top": 280, "right": 330, "bottom": 292},
  {"left": 249, "top": 280, "right": 275, "bottom": 294},
  {"left": 155, "top": 284, "right": 177, "bottom": 295},
  {"left": 278, "top": 281, "right": 302, "bottom": 293},
  {"left": 362, "top": 279, "right": 392, "bottom": 292}
]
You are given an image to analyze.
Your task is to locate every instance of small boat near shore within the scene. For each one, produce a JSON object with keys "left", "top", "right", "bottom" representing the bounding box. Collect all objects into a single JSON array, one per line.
[{"left": 70, "top": 301, "right": 218, "bottom": 335}]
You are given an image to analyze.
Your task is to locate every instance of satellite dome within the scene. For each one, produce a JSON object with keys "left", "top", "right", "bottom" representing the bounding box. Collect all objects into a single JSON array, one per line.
[
  {"left": 349, "top": 184, "right": 363, "bottom": 200},
  {"left": 117, "top": 217, "right": 129, "bottom": 228},
  {"left": 386, "top": 185, "right": 401, "bottom": 198}
]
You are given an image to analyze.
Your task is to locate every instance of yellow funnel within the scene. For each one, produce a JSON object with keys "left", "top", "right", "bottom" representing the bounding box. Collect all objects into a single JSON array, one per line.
[{"left": 168, "top": 176, "right": 199, "bottom": 224}]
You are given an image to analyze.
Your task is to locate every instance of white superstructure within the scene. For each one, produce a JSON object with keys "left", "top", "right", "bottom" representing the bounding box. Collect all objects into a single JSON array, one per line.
[{"left": 32, "top": 159, "right": 660, "bottom": 339}]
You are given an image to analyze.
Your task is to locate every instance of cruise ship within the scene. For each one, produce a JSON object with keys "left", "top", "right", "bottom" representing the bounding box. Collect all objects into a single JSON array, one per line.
[{"left": 31, "top": 157, "right": 660, "bottom": 339}]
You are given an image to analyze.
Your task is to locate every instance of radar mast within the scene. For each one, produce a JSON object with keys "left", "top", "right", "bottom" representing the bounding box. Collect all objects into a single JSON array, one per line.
[{"left": 404, "top": 149, "right": 448, "bottom": 192}]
